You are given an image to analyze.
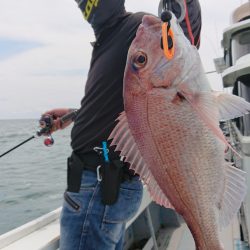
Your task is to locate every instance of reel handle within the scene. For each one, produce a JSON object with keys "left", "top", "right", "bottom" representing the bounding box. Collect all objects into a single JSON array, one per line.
[
  {"left": 37, "top": 115, "right": 54, "bottom": 136},
  {"left": 37, "top": 109, "right": 78, "bottom": 147}
]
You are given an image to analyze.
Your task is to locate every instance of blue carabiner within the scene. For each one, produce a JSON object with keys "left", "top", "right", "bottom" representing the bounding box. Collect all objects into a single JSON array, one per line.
[{"left": 102, "top": 141, "right": 109, "bottom": 163}]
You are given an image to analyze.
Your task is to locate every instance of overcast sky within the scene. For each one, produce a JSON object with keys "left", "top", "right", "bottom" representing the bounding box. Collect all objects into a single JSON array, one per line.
[{"left": 0, "top": 0, "right": 247, "bottom": 119}]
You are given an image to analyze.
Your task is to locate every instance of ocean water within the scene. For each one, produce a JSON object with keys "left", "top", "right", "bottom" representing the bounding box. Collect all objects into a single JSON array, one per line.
[{"left": 0, "top": 119, "right": 72, "bottom": 235}]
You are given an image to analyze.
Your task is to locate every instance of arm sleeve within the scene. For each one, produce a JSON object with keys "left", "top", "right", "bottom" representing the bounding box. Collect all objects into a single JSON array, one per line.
[
  {"left": 169, "top": 0, "right": 202, "bottom": 48},
  {"left": 75, "top": 0, "right": 126, "bottom": 35}
]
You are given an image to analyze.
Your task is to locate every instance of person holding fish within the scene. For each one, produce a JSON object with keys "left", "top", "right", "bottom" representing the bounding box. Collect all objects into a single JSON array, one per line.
[{"left": 40, "top": 0, "right": 202, "bottom": 249}]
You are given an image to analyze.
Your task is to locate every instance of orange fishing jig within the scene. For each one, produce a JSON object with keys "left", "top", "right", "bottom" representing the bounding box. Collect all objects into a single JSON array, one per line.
[{"left": 162, "top": 22, "right": 175, "bottom": 60}]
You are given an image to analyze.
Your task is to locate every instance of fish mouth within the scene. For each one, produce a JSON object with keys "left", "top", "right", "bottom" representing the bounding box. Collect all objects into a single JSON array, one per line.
[
  {"left": 137, "top": 15, "right": 161, "bottom": 34},
  {"left": 142, "top": 15, "right": 161, "bottom": 27}
]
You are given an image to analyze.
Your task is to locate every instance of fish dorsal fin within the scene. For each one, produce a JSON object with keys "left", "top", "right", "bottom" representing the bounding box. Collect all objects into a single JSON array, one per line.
[
  {"left": 214, "top": 91, "right": 250, "bottom": 121},
  {"left": 109, "top": 112, "right": 173, "bottom": 209},
  {"left": 217, "top": 163, "right": 246, "bottom": 228},
  {"left": 178, "top": 87, "right": 240, "bottom": 156}
]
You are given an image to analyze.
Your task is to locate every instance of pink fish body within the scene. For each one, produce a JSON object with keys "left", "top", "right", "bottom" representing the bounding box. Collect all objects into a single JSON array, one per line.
[{"left": 109, "top": 15, "right": 249, "bottom": 250}]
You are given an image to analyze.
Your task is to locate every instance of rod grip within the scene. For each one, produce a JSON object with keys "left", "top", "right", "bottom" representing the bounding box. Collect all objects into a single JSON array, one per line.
[{"left": 60, "top": 109, "right": 78, "bottom": 124}]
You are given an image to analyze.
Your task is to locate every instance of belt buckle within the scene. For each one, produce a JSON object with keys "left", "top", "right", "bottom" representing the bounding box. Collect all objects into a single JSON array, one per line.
[{"left": 96, "top": 165, "right": 102, "bottom": 182}]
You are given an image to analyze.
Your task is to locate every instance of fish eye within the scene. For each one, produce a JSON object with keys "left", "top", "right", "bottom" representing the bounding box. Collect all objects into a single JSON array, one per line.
[{"left": 132, "top": 51, "right": 147, "bottom": 69}]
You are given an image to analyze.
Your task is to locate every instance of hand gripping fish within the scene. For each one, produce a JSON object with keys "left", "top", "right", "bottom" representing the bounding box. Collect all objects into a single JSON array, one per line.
[{"left": 109, "top": 15, "right": 249, "bottom": 250}]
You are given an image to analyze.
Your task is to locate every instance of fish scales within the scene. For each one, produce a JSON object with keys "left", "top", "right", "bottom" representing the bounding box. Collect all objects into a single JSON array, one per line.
[
  {"left": 126, "top": 90, "right": 224, "bottom": 249},
  {"left": 109, "top": 14, "right": 249, "bottom": 250},
  {"left": 147, "top": 91, "right": 225, "bottom": 247}
]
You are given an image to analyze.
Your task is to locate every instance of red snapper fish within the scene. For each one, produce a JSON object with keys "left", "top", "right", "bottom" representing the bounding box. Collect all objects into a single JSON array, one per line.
[{"left": 109, "top": 15, "right": 249, "bottom": 250}]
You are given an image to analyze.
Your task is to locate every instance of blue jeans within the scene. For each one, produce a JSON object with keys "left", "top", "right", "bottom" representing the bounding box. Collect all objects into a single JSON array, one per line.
[{"left": 60, "top": 169, "right": 143, "bottom": 250}]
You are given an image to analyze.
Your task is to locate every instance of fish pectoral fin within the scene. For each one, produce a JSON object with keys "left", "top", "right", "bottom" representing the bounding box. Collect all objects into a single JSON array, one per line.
[
  {"left": 178, "top": 88, "right": 237, "bottom": 154},
  {"left": 213, "top": 91, "right": 250, "bottom": 121},
  {"left": 216, "top": 163, "right": 247, "bottom": 228},
  {"left": 108, "top": 112, "right": 174, "bottom": 209}
]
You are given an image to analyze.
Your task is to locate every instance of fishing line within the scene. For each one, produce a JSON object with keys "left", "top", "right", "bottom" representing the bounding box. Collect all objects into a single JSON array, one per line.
[{"left": 205, "top": 70, "right": 217, "bottom": 74}]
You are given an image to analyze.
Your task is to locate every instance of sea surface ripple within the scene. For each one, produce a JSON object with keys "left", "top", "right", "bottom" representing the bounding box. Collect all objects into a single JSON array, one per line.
[{"left": 0, "top": 119, "right": 72, "bottom": 234}]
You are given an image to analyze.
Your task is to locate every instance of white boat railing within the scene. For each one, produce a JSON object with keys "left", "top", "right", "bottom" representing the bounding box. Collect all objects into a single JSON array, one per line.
[
  {"left": 0, "top": 208, "right": 61, "bottom": 250},
  {"left": 0, "top": 187, "right": 152, "bottom": 250},
  {"left": 0, "top": 184, "right": 247, "bottom": 250}
]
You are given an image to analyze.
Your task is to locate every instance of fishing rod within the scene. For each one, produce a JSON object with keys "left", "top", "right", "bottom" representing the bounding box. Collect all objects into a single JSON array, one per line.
[{"left": 0, "top": 109, "right": 78, "bottom": 158}]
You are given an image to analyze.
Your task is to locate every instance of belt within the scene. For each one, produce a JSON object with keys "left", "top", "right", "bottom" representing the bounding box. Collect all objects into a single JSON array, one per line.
[
  {"left": 76, "top": 150, "right": 137, "bottom": 178},
  {"left": 67, "top": 150, "right": 138, "bottom": 204}
]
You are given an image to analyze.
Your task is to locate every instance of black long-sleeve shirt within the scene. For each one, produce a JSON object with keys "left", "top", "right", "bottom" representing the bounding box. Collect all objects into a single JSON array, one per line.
[{"left": 71, "top": 0, "right": 202, "bottom": 153}]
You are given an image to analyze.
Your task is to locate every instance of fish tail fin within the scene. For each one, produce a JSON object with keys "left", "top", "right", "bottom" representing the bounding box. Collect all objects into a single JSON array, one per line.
[{"left": 216, "top": 163, "right": 247, "bottom": 228}]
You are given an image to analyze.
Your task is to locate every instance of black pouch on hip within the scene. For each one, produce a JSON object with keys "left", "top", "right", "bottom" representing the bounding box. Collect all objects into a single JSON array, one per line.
[
  {"left": 67, "top": 152, "right": 83, "bottom": 193},
  {"left": 100, "top": 159, "right": 123, "bottom": 205}
]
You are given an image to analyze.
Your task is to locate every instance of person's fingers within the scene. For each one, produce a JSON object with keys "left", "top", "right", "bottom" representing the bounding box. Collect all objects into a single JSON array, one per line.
[
  {"left": 41, "top": 108, "right": 70, "bottom": 118},
  {"left": 51, "top": 118, "right": 62, "bottom": 132},
  {"left": 40, "top": 109, "right": 73, "bottom": 134},
  {"left": 41, "top": 110, "right": 54, "bottom": 117}
]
